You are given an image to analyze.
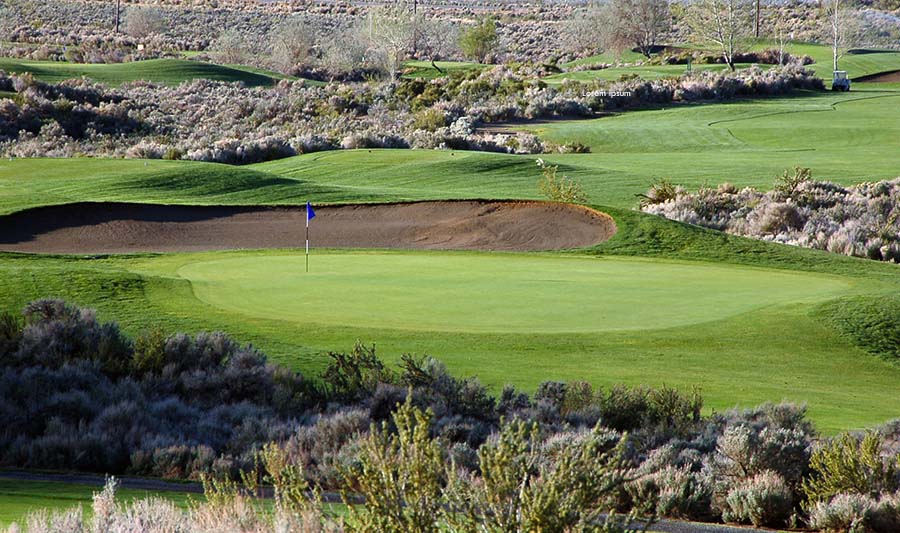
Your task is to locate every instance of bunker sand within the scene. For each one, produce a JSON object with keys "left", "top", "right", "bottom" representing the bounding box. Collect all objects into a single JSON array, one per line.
[{"left": 0, "top": 200, "right": 616, "bottom": 254}]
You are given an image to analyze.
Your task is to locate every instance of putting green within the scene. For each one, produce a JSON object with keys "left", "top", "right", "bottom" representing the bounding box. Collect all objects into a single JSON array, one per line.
[{"left": 178, "top": 252, "right": 850, "bottom": 334}]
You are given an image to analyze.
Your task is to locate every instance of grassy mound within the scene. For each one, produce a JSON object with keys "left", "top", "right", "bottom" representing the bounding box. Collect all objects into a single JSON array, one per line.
[
  {"left": 0, "top": 58, "right": 291, "bottom": 87},
  {"left": 818, "top": 295, "right": 900, "bottom": 360}
]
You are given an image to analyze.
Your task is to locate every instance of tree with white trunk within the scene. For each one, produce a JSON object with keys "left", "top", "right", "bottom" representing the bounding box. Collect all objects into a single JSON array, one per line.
[
  {"left": 823, "top": 0, "right": 857, "bottom": 71},
  {"left": 685, "top": 0, "right": 754, "bottom": 71}
]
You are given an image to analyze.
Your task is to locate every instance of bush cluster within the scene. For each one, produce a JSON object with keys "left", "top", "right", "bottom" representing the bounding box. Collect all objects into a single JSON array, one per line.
[
  {"left": 642, "top": 173, "right": 900, "bottom": 263},
  {"left": 7, "top": 299, "right": 900, "bottom": 531},
  {"left": 0, "top": 63, "right": 822, "bottom": 163}
]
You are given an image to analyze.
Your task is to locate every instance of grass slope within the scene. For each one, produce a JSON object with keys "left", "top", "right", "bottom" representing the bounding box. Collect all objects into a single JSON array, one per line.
[
  {"left": 0, "top": 58, "right": 288, "bottom": 87},
  {"left": 0, "top": 158, "right": 386, "bottom": 216}
]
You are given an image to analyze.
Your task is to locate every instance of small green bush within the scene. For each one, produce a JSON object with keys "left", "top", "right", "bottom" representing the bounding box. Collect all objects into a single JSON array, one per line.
[
  {"left": 459, "top": 17, "right": 498, "bottom": 62},
  {"left": 321, "top": 341, "right": 394, "bottom": 400},
  {"left": 341, "top": 396, "right": 446, "bottom": 533},
  {"left": 132, "top": 326, "right": 167, "bottom": 375},
  {"left": 773, "top": 166, "right": 812, "bottom": 198},
  {"left": 803, "top": 432, "right": 899, "bottom": 504},
  {"left": 0, "top": 311, "right": 22, "bottom": 358},
  {"left": 638, "top": 178, "right": 679, "bottom": 207},
  {"left": 411, "top": 108, "right": 446, "bottom": 132},
  {"left": 536, "top": 159, "right": 588, "bottom": 204}
]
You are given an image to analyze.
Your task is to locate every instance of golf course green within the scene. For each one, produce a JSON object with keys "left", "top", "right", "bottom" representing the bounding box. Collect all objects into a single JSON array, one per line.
[{"left": 178, "top": 252, "right": 849, "bottom": 333}]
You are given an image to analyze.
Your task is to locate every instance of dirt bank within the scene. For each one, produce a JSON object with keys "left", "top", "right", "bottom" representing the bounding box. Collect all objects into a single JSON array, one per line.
[{"left": 0, "top": 200, "right": 616, "bottom": 254}]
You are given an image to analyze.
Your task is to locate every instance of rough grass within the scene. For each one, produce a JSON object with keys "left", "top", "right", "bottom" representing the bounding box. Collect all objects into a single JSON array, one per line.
[
  {"left": 544, "top": 62, "right": 765, "bottom": 83},
  {"left": 0, "top": 58, "right": 294, "bottom": 87}
]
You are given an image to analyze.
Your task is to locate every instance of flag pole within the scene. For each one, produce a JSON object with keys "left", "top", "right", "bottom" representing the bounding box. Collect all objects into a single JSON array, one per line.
[{"left": 305, "top": 210, "right": 309, "bottom": 273}]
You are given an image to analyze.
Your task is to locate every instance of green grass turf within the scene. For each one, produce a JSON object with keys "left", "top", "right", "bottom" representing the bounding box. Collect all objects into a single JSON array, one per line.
[
  {"left": 0, "top": 479, "right": 197, "bottom": 527},
  {"left": 0, "top": 58, "right": 288, "bottom": 87},
  {"left": 177, "top": 252, "right": 850, "bottom": 333},
  {"left": 1, "top": 205, "right": 899, "bottom": 433},
  {"left": 402, "top": 60, "right": 488, "bottom": 79}
]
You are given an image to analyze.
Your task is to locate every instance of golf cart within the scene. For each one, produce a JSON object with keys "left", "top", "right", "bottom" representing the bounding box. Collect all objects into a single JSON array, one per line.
[{"left": 832, "top": 71, "right": 850, "bottom": 92}]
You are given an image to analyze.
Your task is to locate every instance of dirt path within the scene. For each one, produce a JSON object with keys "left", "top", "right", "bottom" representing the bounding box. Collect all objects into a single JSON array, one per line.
[{"left": 0, "top": 200, "right": 616, "bottom": 254}]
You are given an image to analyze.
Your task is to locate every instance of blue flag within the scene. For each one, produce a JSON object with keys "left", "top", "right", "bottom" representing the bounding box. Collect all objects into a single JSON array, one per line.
[{"left": 306, "top": 201, "right": 316, "bottom": 222}]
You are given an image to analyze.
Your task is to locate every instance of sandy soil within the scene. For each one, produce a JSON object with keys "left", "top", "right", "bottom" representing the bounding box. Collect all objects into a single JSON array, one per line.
[{"left": 0, "top": 200, "right": 616, "bottom": 254}]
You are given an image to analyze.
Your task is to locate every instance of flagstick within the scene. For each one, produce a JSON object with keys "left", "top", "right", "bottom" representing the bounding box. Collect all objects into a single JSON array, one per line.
[{"left": 305, "top": 213, "right": 310, "bottom": 273}]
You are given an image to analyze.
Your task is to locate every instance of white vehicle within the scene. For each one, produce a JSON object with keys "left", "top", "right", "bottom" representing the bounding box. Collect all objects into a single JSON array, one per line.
[{"left": 832, "top": 71, "right": 851, "bottom": 92}]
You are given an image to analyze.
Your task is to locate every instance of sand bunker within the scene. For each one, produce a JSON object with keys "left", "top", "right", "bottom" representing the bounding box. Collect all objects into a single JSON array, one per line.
[{"left": 0, "top": 200, "right": 616, "bottom": 254}]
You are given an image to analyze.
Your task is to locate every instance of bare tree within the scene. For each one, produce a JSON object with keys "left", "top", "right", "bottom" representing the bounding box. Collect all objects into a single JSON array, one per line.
[
  {"left": 606, "top": 0, "right": 671, "bottom": 58},
  {"left": 211, "top": 30, "right": 252, "bottom": 65},
  {"left": 823, "top": 0, "right": 857, "bottom": 71},
  {"left": 124, "top": 7, "right": 165, "bottom": 39},
  {"left": 362, "top": 4, "right": 419, "bottom": 81},
  {"left": 269, "top": 16, "right": 318, "bottom": 74},
  {"left": 417, "top": 17, "right": 460, "bottom": 62},
  {"left": 562, "top": 6, "right": 609, "bottom": 56},
  {"left": 685, "top": 0, "right": 754, "bottom": 70},
  {"left": 321, "top": 25, "right": 369, "bottom": 78},
  {"left": 773, "top": 19, "right": 790, "bottom": 66}
]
